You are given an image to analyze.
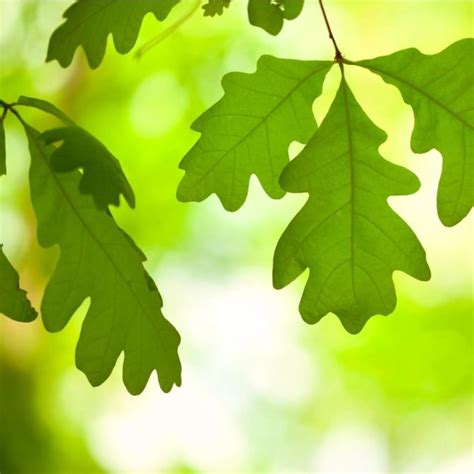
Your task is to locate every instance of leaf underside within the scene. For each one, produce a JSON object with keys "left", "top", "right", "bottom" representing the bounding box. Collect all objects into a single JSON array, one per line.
[
  {"left": 274, "top": 77, "right": 430, "bottom": 333},
  {"left": 0, "top": 246, "right": 37, "bottom": 323},
  {"left": 47, "top": 0, "right": 180, "bottom": 69},
  {"left": 178, "top": 56, "right": 333, "bottom": 211},
  {"left": 24, "top": 125, "right": 181, "bottom": 395},
  {"left": 41, "top": 126, "right": 135, "bottom": 211},
  {"left": 357, "top": 38, "right": 474, "bottom": 227}
]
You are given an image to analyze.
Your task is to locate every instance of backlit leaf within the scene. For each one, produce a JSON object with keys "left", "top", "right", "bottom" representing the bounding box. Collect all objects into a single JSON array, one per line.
[
  {"left": 248, "top": 0, "right": 304, "bottom": 35},
  {"left": 274, "top": 77, "right": 430, "bottom": 333},
  {"left": 24, "top": 124, "right": 181, "bottom": 395},
  {"left": 0, "top": 246, "right": 37, "bottom": 323},
  {"left": 178, "top": 56, "right": 333, "bottom": 211},
  {"left": 47, "top": 0, "right": 180, "bottom": 69},
  {"left": 356, "top": 39, "right": 474, "bottom": 226}
]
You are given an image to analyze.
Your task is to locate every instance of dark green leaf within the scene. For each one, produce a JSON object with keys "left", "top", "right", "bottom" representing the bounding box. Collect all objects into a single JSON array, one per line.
[
  {"left": 274, "top": 77, "right": 430, "bottom": 333},
  {"left": 24, "top": 124, "right": 181, "bottom": 395},
  {"left": 248, "top": 0, "right": 304, "bottom": 35},
  {"left": 17, "top": 96, "right": 75, "bottom": 126},
  {"left": 178, "top": 56, "right": 333, "bottom": 211},
  {"left": 203, "top": 0, "right": 231, "bottom": 17},
  {"left": 41, "top": 126, "right": 135, "bottom": 210},
  {"left": 0, "top": 117, "right": 5, "bottom": 176},
  {"left": 356, "top": 39, "right": 474, "bottom": 227},
  {"left": 0, "top": 246, "right": 37, "bottom": 322},
  {"left": 47, "top": 0, "right": 180, "bottom": 69},
  {"left": 280, "top": 0, "right": 305, "bottom": 20}
]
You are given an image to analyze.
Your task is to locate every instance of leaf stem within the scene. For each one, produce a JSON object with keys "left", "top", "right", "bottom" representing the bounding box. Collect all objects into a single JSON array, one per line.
[
  {"left": 318, "top": 0, "right": 343, "bottom": 64},
  {"left": 0, "top": 100, "right": 21, "bottom": 122},
  {"left": 135, "top": 0, "right": 202, "bottom": 59}
]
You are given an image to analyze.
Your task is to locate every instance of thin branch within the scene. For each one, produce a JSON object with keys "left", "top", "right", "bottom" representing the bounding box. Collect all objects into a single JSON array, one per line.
[
  {"left": 318, "top": 0, "right": 343, "bottom": 63},
  {"left": 135, "top": 0, "right": 202, "bottom": 59}
]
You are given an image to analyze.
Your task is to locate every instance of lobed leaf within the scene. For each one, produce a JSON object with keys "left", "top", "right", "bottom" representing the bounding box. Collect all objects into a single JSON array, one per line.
[
  {"left": 0, "top": 246, "right": 37, "bottom": 323},
  {"left": 41, "top": 126, "right": 135, "bottom": 210},
  {"left": 274, "top": 77, "right": 430, "bottom": 333},
  {"left": 178, "top": 56, "right": 333, "bottom": 211},
  {"left": 203, "top": 0, "right": 231, "bottom": 17},
  {"left": 47, "top": 0, "right": 180, "bottom": 69},
  {"left": 248, "top": 0, "right": 304, "bottom": 35},
  {"left": 23, "top": 124, "right": 181, "bottom": 395},
  {"left": 356, "top": 39, "right": 474, "bottom": 227}
]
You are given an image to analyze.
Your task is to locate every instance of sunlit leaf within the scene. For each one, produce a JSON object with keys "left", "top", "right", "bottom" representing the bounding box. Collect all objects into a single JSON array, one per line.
[
  {"left": 178, "top": 56, "right": 333, "bottom": 211},
  {"left": 355, "top": 39, "right": 474, "bottom": 226},
  {"left": 274, "top": 77, "right": 430, "bottom": 333},
  {"left": 23, "top": 124, "right": 181, "bottom": 395},
  {"left": 47, "top": 0, "right": 180, "bottom": 68}
]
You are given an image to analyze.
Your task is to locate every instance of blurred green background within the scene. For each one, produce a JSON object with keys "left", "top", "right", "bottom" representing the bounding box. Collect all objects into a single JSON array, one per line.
[{"left": 0, "top": 1, "right": 472, "bottom": 472}]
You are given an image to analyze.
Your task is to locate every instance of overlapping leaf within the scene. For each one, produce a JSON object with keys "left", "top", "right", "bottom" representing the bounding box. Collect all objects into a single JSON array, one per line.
[
  {"left": 0, "top": 246, "right": 37, "bottom": 323},
  {"left": 47, "top": 0, "right": 180, "bottom": 68},
  {"left": 355, "top": 39, "right": 474, "bottom": 226},
  {"left": 274, "top": 77, "right": 430, "bottom": 333},
  {"left": 178, "top": 56, "right": 333, "bottom": 211},
  {"left": 203, "top": 0, "right": 231, "bottom": 17},
  {"left": 42, "top": 126, "right": 135, "bottom": 210},
  {"left": 23, "top": 124, "right": 181, "bottom": 395},
  {"left": 248, "top": 0, "right": 304, "bottom": 35}
]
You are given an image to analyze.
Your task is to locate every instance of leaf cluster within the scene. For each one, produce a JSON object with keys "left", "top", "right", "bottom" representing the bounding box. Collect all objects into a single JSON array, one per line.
[{"left": 2, "top": 0, "right": 472, "bottom": 395}]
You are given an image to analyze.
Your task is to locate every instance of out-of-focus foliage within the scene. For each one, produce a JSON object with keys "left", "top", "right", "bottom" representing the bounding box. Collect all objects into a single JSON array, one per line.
[
  {"left": 47, "top": 0, "right": 180, "bottom": 68},
  {"left": 248, "top": 0, "right": 305, "bottom": 35},
  {"left": 203, "top": 0, "right": 231, "bottom": 17}
]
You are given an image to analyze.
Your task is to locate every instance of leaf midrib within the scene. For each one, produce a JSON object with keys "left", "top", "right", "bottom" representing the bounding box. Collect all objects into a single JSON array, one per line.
[
  {"left": 190, "top": 62, "right": 333, "bottom": 186},
  {"left": 29, "top": 130, "right": 173, "bottom": 381}
]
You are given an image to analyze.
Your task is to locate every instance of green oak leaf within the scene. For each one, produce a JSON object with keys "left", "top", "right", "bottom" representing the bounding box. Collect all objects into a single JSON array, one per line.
[
  {"left": 0, "top": 117, "right": 5, "bottom": 176},
  {"left": 0, "top": 246, "right": 37, "bottom": 322},
  {"left": 17, "top": 96, "right": 75, "bottom": 126},
  {"left": 47, "top": 0, "right": 180, "bottom": 69},
  {"left": 248, "top": 0, "right": 304, "bottom": 35},
  {"left": 203, "top": 0, "right": 231, "bottom": 17},
  {"left": 274, "top": 76, "right": 430, "bottom": 333},
  {"left": 178, "top": 56, "right": 333, "bottom": 211},
  {"left": 23, "top": 124, "right": 181, "bottom": 395},
  {"left": 355, "top": 39, "right": 474, "bottom": 227},
  {"left": 41, "top": 126, "right": 135, "bottom": 210}
]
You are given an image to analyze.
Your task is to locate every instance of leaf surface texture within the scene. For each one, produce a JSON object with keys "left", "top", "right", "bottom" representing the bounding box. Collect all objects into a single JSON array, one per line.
[
  {"left": 357, "top": 39, "right": 474, "bottom": 226},
  {"left": 274, "top": 77, "right": 430, "bottom": 333},
  {"left": 47, "top": 0, "right": 180, "bottom": 68},
  {"left": 178, "top": 56, "right": 333, "bottom": 211}
]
